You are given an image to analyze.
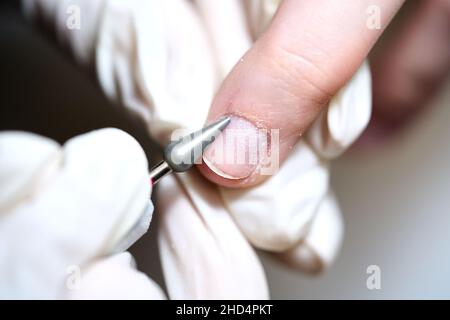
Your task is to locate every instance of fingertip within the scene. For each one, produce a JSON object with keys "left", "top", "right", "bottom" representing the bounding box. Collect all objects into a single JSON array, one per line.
[
  {"left": 197, "top": 115, "right": 274, "bottom": 188},
  {"left": 196, "top": 161, "right": 261, "bottom": 189}
]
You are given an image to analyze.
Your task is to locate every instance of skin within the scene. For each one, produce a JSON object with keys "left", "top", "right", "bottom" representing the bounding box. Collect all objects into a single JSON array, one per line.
[
  {"left": 198, "top": 0, "right": 407, "bottom": 188},
  {"left": 364, "top": 0, "right": 450, "bottom": 144}
]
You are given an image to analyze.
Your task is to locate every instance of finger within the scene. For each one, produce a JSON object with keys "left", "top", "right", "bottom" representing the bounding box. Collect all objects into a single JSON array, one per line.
[
  {"left": 198, "top": 0, "right": 404, "bottom": 188},
  {"left": 370, "top": 0, "right": 450, "bottom": 130},
  {"left": 22, "top": 0, "right": 105, "bottom": 64},
  {"left": 243, "top": 0, "right": 280, "bottom": 40},
  {"left": 54, "top": 0, "right": 105, "bottom": 65},
  {"left": 0, "top": 131, "right": 60, "bottom": 214},
  {"left": 307, "top": 61, "right": 372, "bottom": 158},
  {"left": 219, "top": 140, "right": 328, "bottom": 252},
  {"left": 156, "top": 173, "right": 268, "bottom": 299},
  {"left": 0, "top": 129, "right": 150, "bottom": 298},
  {"left": 217, "top": 61, "right": 369, "bottom": 265},
  {"left": 275, "top": 192, "right": 344, "bottom": 274},
  {"left": 25, "top": 0, "right": 217, "bottom": 135},
  {"left": 194, "top": 0, "right": 252, "bottom": 76},
  {"left": 66, "top": 252, "right": 166, "bottom": 300},
  {"left": 59, "top": 128, "right": 152, "bottom": 254}
]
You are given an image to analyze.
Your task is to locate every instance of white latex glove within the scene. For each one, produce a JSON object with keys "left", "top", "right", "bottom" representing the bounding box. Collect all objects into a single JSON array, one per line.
[
  {"left": 23, "top": 0, "right": 372, "bottom": 299},
  {"left": 0, "top": 129, "right": 164, "bottom": 299}
]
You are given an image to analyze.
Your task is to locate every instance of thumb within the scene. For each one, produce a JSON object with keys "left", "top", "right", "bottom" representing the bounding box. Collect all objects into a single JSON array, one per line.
[{"left": 198, "top": 0, "right": 404, "bottom": 188}]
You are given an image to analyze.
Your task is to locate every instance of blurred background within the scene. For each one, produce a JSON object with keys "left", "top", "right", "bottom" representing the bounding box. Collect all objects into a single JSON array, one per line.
[{"left": 1, "top": 1, "right": 449, "bottom": 299}]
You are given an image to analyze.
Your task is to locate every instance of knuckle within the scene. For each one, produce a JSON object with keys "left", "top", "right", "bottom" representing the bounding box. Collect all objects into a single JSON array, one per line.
[{"left": 261, "top": 39, "right": 336, "bottom": 106}]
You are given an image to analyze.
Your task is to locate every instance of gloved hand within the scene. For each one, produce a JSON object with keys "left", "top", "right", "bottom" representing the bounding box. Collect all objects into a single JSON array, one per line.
[
  {"left": 0, "top": 128, "right": 165, "bottom": 299},
  {"left": 22, "top": 0, "right": 377, "bottom": 299}
]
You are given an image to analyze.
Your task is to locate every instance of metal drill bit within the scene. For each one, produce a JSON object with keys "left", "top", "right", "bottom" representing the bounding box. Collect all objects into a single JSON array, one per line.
[{"left": 149, "top": 116, "right": 231, "bottom": 185}]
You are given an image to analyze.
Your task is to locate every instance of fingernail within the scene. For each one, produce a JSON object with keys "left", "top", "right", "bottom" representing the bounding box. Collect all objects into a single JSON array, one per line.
[{"left": 203, "top": 116, "right": 267, "bottom": 180}]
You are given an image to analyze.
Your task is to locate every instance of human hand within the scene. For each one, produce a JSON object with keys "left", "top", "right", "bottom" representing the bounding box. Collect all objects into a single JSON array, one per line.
[
  {"left": 22, "top": 0, "right": 404, "bottom": 298},
  {"left": 197, "top": 0, "right": 404, "bottom": 187},
  {"left": 362, "top": 0, "right": 450, "bottom": 145},
  {"left": 0, "top": 129, "right": 163, "bottom": 299}
]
